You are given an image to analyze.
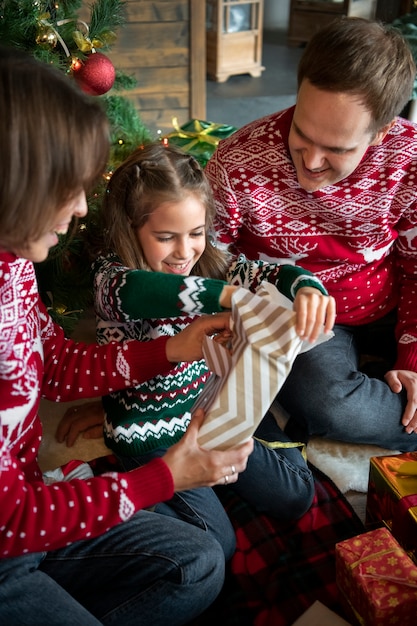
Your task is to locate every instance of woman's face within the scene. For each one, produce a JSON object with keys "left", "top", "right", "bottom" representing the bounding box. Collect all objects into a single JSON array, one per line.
[
  {"left": 14, "top": 190, "right": 88, "bottom": 263},
  {"left": 136, "top": 194, "right": 207, "bottom": 275}
]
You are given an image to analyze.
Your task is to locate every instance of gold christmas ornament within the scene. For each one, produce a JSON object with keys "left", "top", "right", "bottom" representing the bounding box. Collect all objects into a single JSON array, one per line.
[{"left": 36, "top": 23, "right": 58, "bottom": 48}]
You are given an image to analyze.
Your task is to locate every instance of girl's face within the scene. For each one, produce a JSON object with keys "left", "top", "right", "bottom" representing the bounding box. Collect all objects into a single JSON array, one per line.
[
  {"left": 14, "top": 190, "right": 88, "bottom": 263},
  {"left": 136, "top": 194, "right": 206, "bottom": 275}
]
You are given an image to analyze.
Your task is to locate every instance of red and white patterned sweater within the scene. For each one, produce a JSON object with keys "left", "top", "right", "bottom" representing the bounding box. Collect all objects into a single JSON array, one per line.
[
  {"left": 205, "top": 107, "right": 417, "bottom": 373},
  {"left": 0, "top": 252, "right": 174, "bottom": 558}
]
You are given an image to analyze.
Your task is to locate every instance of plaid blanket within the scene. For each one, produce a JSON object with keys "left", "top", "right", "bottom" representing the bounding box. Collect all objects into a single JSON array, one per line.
[
  {"left": 90, "top": 457, "right": 364, "bottom": 625},
  {"left": 191, "top": 463, "right": 364, "bottom": 626}
]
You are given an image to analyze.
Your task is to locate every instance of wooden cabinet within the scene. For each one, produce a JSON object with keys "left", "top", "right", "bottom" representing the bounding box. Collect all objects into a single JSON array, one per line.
[
  {"left": 101, "top": 0, "right": 206, "bottom": 135},
  {"left": 287, "top": 0, "right": 376, "bottom": 47},
  {"left": 206, "top": 0, "right": 265, "bottom": 83}
]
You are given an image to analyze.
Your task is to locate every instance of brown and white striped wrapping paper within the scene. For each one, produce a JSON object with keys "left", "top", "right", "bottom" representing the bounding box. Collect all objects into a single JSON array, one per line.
[{"left": 194, "top": 283, "right": 333, "bottom": 450}]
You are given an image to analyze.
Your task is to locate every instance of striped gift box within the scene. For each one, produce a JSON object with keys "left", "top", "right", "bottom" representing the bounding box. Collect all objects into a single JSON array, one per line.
[{"left": 195, "top": 283, "right": 332, "bottom": 450}]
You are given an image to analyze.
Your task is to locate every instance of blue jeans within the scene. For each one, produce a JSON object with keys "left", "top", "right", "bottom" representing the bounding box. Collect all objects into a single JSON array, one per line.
[
  {"left": 120, "top": 410, "right": 314, "bottom": 523},
  {"left": 118, "top": 458, "right": 237, "bottom": 561},
  {"left": 0, "top": 509, "right": 226, "bottom": 625},
  {"left": 278, "top": 315, "right": 417, "bottom": 451},
  {"left": 228, "top": 411, "right": 314, "bottom": 519}
]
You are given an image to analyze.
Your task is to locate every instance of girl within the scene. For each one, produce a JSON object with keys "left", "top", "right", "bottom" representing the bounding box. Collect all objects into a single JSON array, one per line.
[
  {"left": 61, "top": 142, "right": 336, "bottom": 523},
  {"left": 0, "top": 47, "right": 253, "bottom": 626}
]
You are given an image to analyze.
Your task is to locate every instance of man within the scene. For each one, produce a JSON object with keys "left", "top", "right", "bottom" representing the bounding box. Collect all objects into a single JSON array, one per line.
[{"left": 205, "top": 17, "right": 417, "bottom": 450}]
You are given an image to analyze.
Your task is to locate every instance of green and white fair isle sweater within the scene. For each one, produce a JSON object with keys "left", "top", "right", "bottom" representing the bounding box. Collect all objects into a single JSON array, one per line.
[{"left": 92, "top": 253, "right": 327, "bottom": 457}]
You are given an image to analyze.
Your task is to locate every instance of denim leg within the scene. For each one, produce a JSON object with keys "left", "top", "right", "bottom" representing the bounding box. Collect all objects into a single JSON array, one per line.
[
  {"left": 278, "top": 323, "right": 417, "bottom": 451},
  {"left": 0, "top": 552, "right": 102, "bottom": 625},
  {"left": 40, "top": 509, "right": 225, "bottom": 626},
  {"left": 118, "top": 452, "right": 236, "bottom": 559},
  {"left": 223, "top": 411, "right": 314, "bottom": 520},
  {"left": 154, "top": 489, "right": 236, "bottom": 560}
]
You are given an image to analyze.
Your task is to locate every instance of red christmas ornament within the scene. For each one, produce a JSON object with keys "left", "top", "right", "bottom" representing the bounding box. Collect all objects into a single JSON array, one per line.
[{"left": 73, "top": 52, "right": 115, "bottom": 96}]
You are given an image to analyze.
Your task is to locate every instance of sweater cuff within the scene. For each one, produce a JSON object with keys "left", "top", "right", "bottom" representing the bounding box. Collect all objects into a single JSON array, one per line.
[
  {"left": 130, "top": 335, "right": 172, "bottom": 381},
  {"left": 395, "top": 340, "right": 417, "bottom": 373},
  {"left": 290, "top": 275, "right": 329, "bottom": 298},
  {"left": 127, "top": 457, "right": 174, "bottom": 509}
]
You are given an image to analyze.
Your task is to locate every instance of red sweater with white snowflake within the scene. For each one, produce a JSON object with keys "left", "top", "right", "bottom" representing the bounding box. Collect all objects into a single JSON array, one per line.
[
  {"left": 205, "top": 107, "right": 417, "bottom": 373},
  {"left": 0, "top": 252, "right": 175, "bottom": 558}
]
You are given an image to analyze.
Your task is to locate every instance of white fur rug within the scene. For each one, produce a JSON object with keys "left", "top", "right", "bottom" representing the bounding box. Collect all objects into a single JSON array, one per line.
[
  {"left": 269, "top": 401, "right": 398, "bottom": 494},
  {"left": 306, "top": 437, "right": 397, "bottom": 493}
]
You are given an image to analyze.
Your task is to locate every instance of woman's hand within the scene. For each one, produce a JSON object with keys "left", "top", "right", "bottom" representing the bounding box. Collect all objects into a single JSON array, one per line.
[
  {"left": 165, "top": 312, "right": 232, "bottom": 363},
  {"left": 162, "top": 408, "right": 254, "bottom": 491},
  {"left": 385, "top": 369, "right": 417, "bottom": 434},
  {"left": 293, "top": 287, "right": 336, "bottom": 343}
]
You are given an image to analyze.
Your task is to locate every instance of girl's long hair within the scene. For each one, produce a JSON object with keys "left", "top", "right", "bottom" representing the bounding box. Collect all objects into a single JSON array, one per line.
[{"left": 92, "top": 142, "right": 231, "bottom": 279}]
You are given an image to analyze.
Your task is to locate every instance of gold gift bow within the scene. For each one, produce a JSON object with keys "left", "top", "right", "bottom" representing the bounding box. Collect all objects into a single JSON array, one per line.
[{"left": 165, "top": 117, "right": 226, "bottom": 153}]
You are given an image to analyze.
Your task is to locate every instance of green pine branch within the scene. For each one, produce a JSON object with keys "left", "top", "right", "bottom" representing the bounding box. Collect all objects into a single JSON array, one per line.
[{"left": 0, "top": 0, "right": 153, "bottom": 334}]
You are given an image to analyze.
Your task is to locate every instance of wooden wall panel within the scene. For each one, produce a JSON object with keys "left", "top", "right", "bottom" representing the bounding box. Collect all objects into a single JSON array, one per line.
[{"left": 104, "top": 0, "right": 206, "bottom": 136}]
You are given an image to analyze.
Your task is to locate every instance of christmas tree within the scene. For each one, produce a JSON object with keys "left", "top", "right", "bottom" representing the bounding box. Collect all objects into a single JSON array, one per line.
[{"left": 0, "top": 0, "right": 153, "bottom": 334}]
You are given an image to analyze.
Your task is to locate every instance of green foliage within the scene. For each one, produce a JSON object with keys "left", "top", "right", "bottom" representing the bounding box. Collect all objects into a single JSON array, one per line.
[
  {"left": 0, "top": 0, "right": 153, "bottom": 335},
  {"left": 104, "top": 95, "right": 154, "bottom": 167},
  {"left": 89, "top": 0, "right": 126, "bottom": 40},
  {"left": 392, "top": 11, "right": 417, "bottom": 100}
]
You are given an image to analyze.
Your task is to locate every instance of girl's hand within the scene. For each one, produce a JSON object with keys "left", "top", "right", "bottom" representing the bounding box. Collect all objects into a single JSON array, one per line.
[
  {"left": 293, "top": 287, "right": 336, "bottom": 343},
  {"left": 219, "top": 285, "right": 238, "bottom": 309}
]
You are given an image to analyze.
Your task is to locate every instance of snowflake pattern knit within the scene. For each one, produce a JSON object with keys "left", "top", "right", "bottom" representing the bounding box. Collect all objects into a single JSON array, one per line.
[
  {"left": 205, "top": 106, "right": 417, "bottom": 373},
  {"left": 0, "top": 252, "right": 174, "bottom": 558}
]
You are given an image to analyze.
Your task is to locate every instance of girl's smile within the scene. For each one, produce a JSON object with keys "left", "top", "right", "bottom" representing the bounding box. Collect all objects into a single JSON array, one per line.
[{"left": 136, "top": 194, "right": 206, "bottom": 275}]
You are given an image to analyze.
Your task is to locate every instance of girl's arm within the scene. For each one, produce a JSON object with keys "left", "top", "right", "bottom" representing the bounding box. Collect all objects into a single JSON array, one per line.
[
  {"left": 93, "top": 254, "right": 229, "bottom": 322},
  {"left": 226, "top": 255, "right": 336, "bottom": 342},
  {"left": 226, "top": 254, "right": 328, "bottom": 299}
]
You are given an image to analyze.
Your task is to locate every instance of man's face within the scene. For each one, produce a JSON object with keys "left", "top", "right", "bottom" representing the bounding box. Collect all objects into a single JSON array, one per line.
[{"left": 289, "top": 80, "right": 383, "bottom": 192}]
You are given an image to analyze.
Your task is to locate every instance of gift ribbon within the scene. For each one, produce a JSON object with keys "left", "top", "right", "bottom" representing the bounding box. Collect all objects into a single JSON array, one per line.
[
  {"left": 254, "top": 437, "right": 307, "bottom": 461},
  {"left": 165, "top": 118, "right": 233, "bottom": 153},
  {"left": 350, "top": 547, "right": 404, "bottom": 569}
]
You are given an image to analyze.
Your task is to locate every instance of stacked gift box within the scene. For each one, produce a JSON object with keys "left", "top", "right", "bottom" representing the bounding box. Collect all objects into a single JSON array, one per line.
[
  {"left": 366, "top": 451, "right": 417, "bottom": 560},
  {"left": 333, "top": 452, "right": 417, "bottom": 624},
  {"left": 335, "top": 527, "right": 417, "bottom": 625},
  {"left": 161, "top": 118, "right": 238, "bottom": 168}
]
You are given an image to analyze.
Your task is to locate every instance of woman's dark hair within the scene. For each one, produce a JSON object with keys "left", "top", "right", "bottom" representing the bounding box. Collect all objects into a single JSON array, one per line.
[{"left": 0, "top": 46, "right": 110, "bottom": 251}]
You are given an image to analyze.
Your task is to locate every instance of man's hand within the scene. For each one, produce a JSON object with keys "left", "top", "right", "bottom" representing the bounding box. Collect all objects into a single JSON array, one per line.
[{"left": 385, "top": 369, "right": 417, "bottom": 433}]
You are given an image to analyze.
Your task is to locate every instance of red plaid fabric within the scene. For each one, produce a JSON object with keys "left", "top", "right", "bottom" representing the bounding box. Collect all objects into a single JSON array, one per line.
[
  {"left": 192, "top": 464, "right": 364, "bottom": 626},
  {"left": 90, "top": 457, "right": 364, "bottom": 626}
]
